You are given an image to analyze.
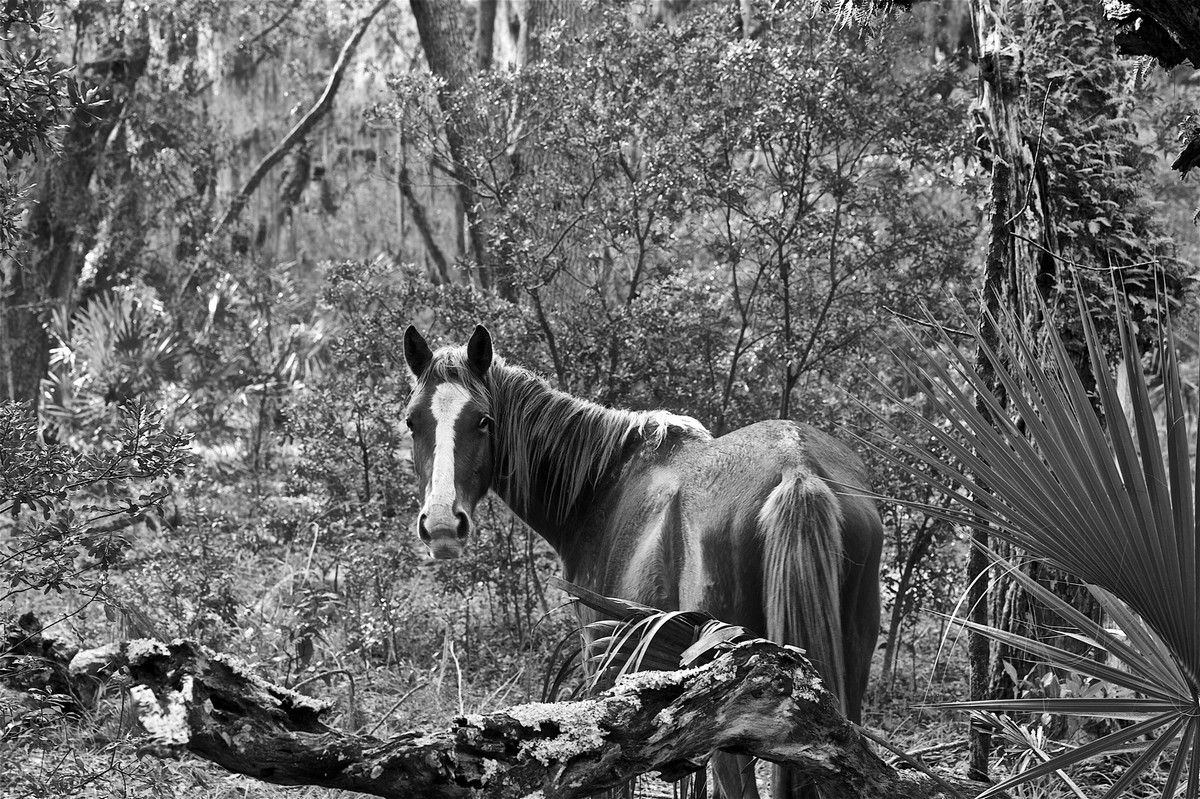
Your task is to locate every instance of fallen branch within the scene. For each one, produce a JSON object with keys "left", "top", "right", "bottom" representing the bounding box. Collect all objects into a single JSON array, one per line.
[
  {"left": 213, "top": 0, "right": 390, "bottom": 234},
  {"left": 120, "top": 638, "right": 991, "bottom": 799}
]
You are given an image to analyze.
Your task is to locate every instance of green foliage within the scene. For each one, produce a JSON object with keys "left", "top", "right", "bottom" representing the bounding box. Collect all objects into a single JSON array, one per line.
[
  {"left": 876, "top": 291, "right": 1200, "bottom": 797},
  {"left": 44, "top": 289, "right": 184, "bottom": 437},
  {"left": 0, "top": 401, "right": 193, "bottom": 603},
  {"left": 1015, "top": 2, "right": 1188, "bottom": 337},
  {"left": 0, "top": 0, "right": 105, "bottom": 257}
]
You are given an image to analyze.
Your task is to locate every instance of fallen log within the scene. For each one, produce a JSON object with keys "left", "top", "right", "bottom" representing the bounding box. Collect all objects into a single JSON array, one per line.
[{"left": 120, "top": 637, "right": 991, "bottom": 799}]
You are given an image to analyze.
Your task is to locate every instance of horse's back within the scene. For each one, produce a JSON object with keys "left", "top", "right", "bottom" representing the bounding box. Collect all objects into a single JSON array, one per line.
[
  {"left": 581, "top": 418, "right": 879, "bottom": 620},
  {"left": 678, "top": 418, "right": 879, "bottom": 567}
]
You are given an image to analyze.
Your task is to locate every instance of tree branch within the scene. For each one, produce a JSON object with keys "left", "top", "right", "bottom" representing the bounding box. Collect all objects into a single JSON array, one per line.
[
  {"left": 120, "top": 638, "right": 990, "bottom": 799},
  {"left": 213, "top": 0, "right": 391, "bottom": 234},
  {"left": 397, "top": 162, "right": 452, "bottom": 283}
]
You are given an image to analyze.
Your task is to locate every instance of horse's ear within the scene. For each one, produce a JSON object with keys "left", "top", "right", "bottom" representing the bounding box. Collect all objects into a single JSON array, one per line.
[
  {"left": 466, "top": 325, "right": 493, "bottom": 376},
  {"left": 404, "top": 325, "right": 433, "bottom": 378}
]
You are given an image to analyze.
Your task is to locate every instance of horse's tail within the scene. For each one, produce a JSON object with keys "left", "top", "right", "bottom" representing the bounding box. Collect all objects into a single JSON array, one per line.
[
  {"left": 759, "top": 468, "right": 846, "bottom": 799},
  {"left": 758, "top": 466, "right": 846, "bottom": 704}
]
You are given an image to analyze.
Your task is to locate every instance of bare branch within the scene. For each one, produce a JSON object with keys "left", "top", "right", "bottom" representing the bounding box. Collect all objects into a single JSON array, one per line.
[
  {"left": 397, "top": 162, "right": 452, "bottom": 282},
  {"left": 213, "top": 0, "right": 391, "bottom": 234}
]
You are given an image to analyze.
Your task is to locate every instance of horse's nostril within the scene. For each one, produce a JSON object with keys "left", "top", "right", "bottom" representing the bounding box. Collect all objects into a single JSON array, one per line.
[
  {"left": 455, "top": 511, "right": 470, "bottom": 540},
  {"left": 417, "top": 513, "right": 431, "bottom": 542}
]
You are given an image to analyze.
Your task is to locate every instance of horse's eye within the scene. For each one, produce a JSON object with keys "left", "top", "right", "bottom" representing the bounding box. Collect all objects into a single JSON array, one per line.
[
  {"left": 404, "top": 417, "right": 413, "bottom": 429},
  {"left": 478, "top": 416, "right": 493, "bottom": 431}
]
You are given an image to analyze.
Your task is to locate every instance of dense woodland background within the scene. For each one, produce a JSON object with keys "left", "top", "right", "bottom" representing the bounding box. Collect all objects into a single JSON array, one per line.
[{"left": 2, "top": 0, "right": 1199, "bottom": 796}]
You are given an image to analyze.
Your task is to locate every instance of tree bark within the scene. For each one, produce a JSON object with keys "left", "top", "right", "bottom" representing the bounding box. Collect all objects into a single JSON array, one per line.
[
  {"left": 968, "top": 0, "right": 1108, "bottom": 776},
  {"left": 967, "top": 0, "right": 1041, "bottom": 779},
  {"left": 1103, "top": 1, "right": 1200, "bottom": 69},
  {"left": 475, "top": 0, "right": 497, "bottom": 71},
  {"left": 120, "top": 638, "right": 989, "bottom": 799},
  {"left": 408, "top": 0, "right": 497, "bottom": 291}
]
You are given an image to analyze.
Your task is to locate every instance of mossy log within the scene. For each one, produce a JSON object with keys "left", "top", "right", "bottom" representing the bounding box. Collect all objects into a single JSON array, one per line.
[{"left": 119, "top": 637, "right": 993, "bottom": 799}]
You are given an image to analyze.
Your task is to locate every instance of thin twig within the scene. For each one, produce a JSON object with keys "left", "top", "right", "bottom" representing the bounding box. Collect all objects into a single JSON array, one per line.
[
  {"left": 881, "top": 306, "right": 972, "bottom": 338},
  {"left": 854, "top": 723, "right": 965, "bottom": 799},
  {"left": 1009, "top": 231, "right": 1157, "bottom": 273},
  {"left": 1003, "top": 79, "right": 1056, "bottom": 228},
  {"left": 364, "top": 682, "right": 427, "bottom": 737},
  {"left": 890, "top": 738, "right": 969, "bottom": 764}
]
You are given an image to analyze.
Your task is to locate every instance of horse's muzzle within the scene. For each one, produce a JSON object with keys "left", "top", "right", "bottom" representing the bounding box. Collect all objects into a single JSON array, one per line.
[{"left": 417, "top": 506, "right": 472, "bottom": 559}]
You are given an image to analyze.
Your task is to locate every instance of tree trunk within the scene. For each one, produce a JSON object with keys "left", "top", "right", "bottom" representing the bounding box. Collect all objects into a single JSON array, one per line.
[
  {"left": 967, "top": 0, "right": 1042, "bottom": 779},
  {"left": 0, "top": 280, "right": 51, "bottom": 408},
  {"left": 1, "top": 43, "right": 148, "bottom": 409},
  {"left": 408, "top": 0, "right": 499, "bottom": 293},
  {"left": 120, "top": 637, "right": 988, "bottom": 799},
  {"left": 475, "top": 0, "right": 497, "bottom": 70},
  {"left": 968, "top": 0, "right": 1107, "bottom": 775}
]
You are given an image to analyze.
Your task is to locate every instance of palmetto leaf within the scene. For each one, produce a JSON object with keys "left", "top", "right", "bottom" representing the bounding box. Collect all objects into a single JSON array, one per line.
[
  {"left": 543, "top": 576, "right": 758, "bottom": 700},
  {"left": 874, "top": 290, "right": 1200, "bottom": 797},
  {"left": 540, "top": 579, "right": 745, "bottom": 799}
]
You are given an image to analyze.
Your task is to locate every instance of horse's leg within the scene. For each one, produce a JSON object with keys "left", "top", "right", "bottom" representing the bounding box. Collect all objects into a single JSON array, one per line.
[
  {"left": 712, "top": 753, "right": 759, "bottom": 799},
  {"left": 839, "top": 526, "right": 882, "bottom": 724}
]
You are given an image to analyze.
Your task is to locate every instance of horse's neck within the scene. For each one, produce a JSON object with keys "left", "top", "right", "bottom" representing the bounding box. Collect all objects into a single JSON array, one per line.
[
  {"left": 490, "top": 434, "right": 619, "bottom": 558},
  {"left": 488, "top": 372, "right": 641, "bottom": 559},
  {"left": 492, "top": 480, "right": 566, "bottom": 549},
  {"left": 490, "top": 485, "right": 597, "bottom": 585}
]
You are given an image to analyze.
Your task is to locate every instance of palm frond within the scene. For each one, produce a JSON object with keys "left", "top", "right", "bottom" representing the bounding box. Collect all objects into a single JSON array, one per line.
[
  {"left": 542, "top": 578, "right": 756, "bottom": 799},
  {"left": 874, "top": 289, "right": 1200, "bottom": 796},
  {"left": 545, "top": 577, "right": 757, "bottom": 697}
]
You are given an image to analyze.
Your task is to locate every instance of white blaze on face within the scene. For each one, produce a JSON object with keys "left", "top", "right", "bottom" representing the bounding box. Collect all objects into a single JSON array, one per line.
[{"left": 426, "top": 382, "right": 473, "bottom": 514}]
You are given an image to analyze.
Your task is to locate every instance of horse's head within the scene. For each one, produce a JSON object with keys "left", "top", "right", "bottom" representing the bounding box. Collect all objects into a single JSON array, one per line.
[{"left": 402, "top": 324, "right": 495, "bottom": 559}]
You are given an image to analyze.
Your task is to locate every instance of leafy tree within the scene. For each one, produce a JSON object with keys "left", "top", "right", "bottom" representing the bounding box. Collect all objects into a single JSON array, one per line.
[
  {"left": 385, "top": 5, "right": 977, "bottom": 431},
  {"left": 0, "top": 1, "right": 105, "bottom": 257},
  {"left": 0, "top": 400, "right": 192, "bottom": 608}
]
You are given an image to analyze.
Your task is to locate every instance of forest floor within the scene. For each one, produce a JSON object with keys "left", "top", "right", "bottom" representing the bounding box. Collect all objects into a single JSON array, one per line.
[
  {"left": 0, "top": 483, "right": 1141, "bottom": 799},
  {"left": 0, "top": 604, "right": 979, "bottom": 799}
]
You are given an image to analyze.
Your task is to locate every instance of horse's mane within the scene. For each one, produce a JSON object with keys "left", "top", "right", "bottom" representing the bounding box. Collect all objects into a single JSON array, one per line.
[{"left": 421, "top": 346, "right": 711, "bottom": 522}]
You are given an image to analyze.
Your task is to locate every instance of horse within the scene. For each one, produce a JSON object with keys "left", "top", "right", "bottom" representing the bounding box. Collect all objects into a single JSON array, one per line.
[{"left": 402, "top": 324, "right": 882, "bottom": 799}]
